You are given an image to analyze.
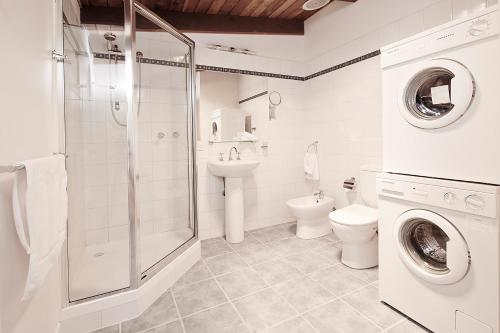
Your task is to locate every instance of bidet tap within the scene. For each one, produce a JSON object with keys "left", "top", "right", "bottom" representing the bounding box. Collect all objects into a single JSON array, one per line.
[
  {"left": 314, "top": 190, "right": 324, "bottom": 202},
  {"left": 228, "top": 146, "right": 240, "bottom": 161}
]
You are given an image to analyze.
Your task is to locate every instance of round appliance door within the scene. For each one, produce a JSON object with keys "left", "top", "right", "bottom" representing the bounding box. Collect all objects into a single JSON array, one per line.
[
  {"left": 395, "top": 209, "right": 470, "bottom": 285},
  {"left": 399, "top": 59, "right": 475, "bottom": 129}
]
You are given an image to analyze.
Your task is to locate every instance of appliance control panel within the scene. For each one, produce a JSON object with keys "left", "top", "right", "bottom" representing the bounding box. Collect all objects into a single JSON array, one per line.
[
  {"left": 377, "top": 177, "right": 498, "bottom": 219},
  {"left": 381, "top": 7, "right": 498, "bottom": 68}
]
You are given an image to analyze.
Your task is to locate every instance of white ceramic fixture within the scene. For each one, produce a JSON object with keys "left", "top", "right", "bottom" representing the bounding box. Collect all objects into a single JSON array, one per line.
[
  {"left": 286, "top": 195, "right": 334, "bottom": 239},
  {"left": 329, "top": 166, "right": 379, "bottom": 269},
  {"left": 381, "top": 7, "right": 500, "bottom": 184},
  {"left": 207, "top": 160, "right": 259, "bottom": 243},
  {"left": 377, "top": 173, "right": 499, "bottom": 333}
]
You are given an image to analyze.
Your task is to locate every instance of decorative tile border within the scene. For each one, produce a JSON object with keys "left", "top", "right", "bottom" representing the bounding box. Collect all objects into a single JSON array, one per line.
[
  {"left": 239, "top": 91, "right": 268, "bottom": 104},
  {"left": 93, "top": 49, "right": 381, "bottom": 81},
  {"left": 195, "top": 64, "right": 304, "bottom": 81},
  {"left": 304, "top": 50, "right": 381, "bottom": 80}
]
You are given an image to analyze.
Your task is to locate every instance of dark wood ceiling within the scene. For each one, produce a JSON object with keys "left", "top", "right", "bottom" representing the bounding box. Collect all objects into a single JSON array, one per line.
[{"left": 79, "top": 0, "right": 357, "bottom": 35}]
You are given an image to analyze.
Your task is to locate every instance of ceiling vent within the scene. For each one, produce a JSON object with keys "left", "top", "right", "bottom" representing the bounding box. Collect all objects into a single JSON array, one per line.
[{"left": 302, "top": 0, "right": 330, "bottom": 11}]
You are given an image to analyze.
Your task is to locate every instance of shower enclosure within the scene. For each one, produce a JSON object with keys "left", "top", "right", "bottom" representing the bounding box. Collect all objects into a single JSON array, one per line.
[{"left": 63, "top": 0, "right": 197, "bottom": 303}]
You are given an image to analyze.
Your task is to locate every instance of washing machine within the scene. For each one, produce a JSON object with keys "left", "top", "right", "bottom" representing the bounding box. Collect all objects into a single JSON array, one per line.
[
  {"left": 377, "top": 173, "right": 500, "bottom": 333},
  {"left": 381, "top": 6, "right": 500, "bottom": 185}
]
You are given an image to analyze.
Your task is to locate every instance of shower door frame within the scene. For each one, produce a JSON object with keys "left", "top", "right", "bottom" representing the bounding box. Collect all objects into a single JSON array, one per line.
[{"left": 124, "top": 0, "right": 199, "bottom": 289}]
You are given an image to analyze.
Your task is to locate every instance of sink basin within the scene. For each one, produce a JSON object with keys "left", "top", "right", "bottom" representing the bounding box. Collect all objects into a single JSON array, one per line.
[{"left": 208, "top": 160, "right": 259, "bottom": 178}]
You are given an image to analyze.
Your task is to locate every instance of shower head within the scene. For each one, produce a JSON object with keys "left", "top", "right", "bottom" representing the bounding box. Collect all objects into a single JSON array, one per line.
[{"left": 104, "top": 32, "right": 116, "bottom": 41}]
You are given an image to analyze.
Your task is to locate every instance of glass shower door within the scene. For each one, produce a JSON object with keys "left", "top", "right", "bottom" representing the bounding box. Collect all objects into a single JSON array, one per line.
[
  {"left": 125, "top": 1, "right": 197, "bottom": 280},
  {"left": 64, "top": 21, "right": 131, "bottom": 301}
]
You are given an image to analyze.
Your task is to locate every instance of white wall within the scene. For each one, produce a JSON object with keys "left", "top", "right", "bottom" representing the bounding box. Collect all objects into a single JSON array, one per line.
[
  {"left": 0, "top": 0, "right": 63, "bottom": 332},
  {"left": 303, "top": 0, "right": 497, "bottom": 209},
  {"left": 197, "top": 72, "right": 310, "bottom": 239}
]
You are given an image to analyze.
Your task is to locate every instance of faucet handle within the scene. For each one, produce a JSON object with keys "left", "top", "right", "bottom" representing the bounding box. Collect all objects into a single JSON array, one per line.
[
  {"left": 236, "top": 151, "right": 241, "bottom": 160},
  {"left": 218, "top": 153, "right": 224, "bottom": 161}
]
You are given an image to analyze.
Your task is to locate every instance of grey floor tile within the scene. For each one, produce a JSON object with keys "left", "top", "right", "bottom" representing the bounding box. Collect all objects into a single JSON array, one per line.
[
  {"left": 201, "top": 238, "right": 233, "bottom": 258},
  {"left": 312, "top": 242, "right": 342, "bottom": 264},
  {"left": 250, "top": 226, "right": 288, "bottom": 243},
  {"left": 236, "top": 243, "right": 279, "bottom": 265},
  {"left": 273, "top": 276, "right": 335, "bottom": 313},
  {"left": 325, "top": 231, "right": 340, "bottom": 242},
  {"left": 233, "top": 288, "right": 296, "bottom": 331},
  {"left": 122, "top": 291, "right": 178, "bottom": 333},
  {"left": 387, "top": 319, "right": 431, "bottom": 333},
  {"left": 342, "top": 285, "right": 402, "bottom": 329},
  {"left": 342, "top": 265, "right": 379, "bottom": 283},
  {"left": 252, "top": 259, "right": 303, "bottom": 285},
  {"left": 205, "top": 252, "right": 248, "bottom": 275},
  {"left": 309, "top": 265, "right": 368, "bottom": 296},
  {"left": 226, "top": 233, "right": 262, "bottom": 251},
  {"left": 282, "top": 250, "right": 332, "bottom": 274},
  {"left": 266, "top": 316, "right": 315, "bottom": 333},
  {"left": 304, "top": 299, "right": 380, "bottom": 333},
  {"left": 216, "top": 267, "right": 267, "bottom": 299},
  {"left": 92, "top": 325, "right": 119, "bottom": 333},
  {"left": 269, "top": 237, "right": 311, "bottom": 256},
  {"left": 144, "top": 321, "right": 184, "bottom": 333},
  {"left": 174, "top": 260, "right": 212, "bottom": 287},
  {"left": 272, "top": 222, "right": 297, "bottom": 237},
  {"left": 183, "top": 303, "right": 248, "bottom": 333},
  {"left": 173, "top": 279, "right": 227, "bottom": 317}
]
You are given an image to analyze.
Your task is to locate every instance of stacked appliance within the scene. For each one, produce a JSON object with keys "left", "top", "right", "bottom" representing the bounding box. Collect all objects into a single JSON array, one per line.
[{"left": 378, "top": 6, "right": 500, "bottom": 333}]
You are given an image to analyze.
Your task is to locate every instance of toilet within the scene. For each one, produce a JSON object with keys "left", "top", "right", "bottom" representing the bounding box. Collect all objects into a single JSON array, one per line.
[
  {"left": 286, "top": 195, "right": 334, "bottom": 239},
  {"left": 329, "top": 166, "right": 379, "bottom": 269}
]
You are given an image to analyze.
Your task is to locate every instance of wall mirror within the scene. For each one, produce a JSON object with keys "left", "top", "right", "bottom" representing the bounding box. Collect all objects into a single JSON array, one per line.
[{"left": 198, "top": 71, "right": 268, "bottom": 143}]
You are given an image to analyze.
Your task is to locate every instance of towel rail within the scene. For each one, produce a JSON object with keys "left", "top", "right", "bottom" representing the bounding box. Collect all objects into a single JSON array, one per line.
[
  {"left": 0, "top": 153, "right": 67, "bottom": 174},
  {"left": 307, "top": 141, "right": 319, "bottom": 153}
]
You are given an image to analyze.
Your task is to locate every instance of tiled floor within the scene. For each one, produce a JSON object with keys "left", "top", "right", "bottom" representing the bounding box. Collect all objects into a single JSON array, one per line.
[{"left": 94, "top": 222, "right": 430, "bottom": 333}]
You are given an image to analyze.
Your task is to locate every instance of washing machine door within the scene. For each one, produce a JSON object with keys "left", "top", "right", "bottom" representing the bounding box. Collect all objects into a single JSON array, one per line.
[
  {"left": 395, "top": 209, "right": 470, "bottom": 285},
  {"left": 399, "top": 59, "right": 475, "bottom": 129}
]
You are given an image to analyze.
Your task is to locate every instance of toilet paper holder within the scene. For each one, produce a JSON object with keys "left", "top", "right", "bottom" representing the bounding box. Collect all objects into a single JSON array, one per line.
[{"left": 343, "top": 177, "right": 356, "bottom": 190}]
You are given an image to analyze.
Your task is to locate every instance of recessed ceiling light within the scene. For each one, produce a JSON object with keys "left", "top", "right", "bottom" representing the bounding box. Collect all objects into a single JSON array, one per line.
[{"left": 302, "top": 0, "right": 331, "bottom": 11}]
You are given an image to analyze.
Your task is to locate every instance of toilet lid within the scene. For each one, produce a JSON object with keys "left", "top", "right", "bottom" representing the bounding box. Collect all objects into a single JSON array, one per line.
[{"left": 329, "top": 204, "right": 378, "bottom": 226}]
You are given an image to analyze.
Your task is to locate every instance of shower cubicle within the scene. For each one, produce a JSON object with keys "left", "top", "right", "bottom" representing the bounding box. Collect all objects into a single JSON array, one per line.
[{"left": 63, "top": 0, "right": 197, "bottom": 303}]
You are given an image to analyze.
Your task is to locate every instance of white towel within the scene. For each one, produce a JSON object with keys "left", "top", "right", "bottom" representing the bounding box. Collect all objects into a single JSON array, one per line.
[
  {"left": 304, "top": 152, "right": 320, "bottom": 181},
  {"left": 12, "top": 155, "right": 67, "bottom": 300}
]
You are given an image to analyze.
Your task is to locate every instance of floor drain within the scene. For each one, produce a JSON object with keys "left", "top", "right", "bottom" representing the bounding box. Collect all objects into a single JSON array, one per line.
[{"left": 94, "top": 252, "right": 105, "bottom": 257}]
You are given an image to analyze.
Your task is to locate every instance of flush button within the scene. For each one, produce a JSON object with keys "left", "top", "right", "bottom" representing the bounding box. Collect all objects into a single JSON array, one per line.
[
  {"left": 465, "top": 194, "right": 485, "bottom": 210},
  {"left": 443, "top": 192, "right": 456, "bottom": 204}
]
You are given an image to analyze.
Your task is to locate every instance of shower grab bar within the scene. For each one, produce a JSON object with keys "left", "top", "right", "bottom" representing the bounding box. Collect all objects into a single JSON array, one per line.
[
  {"left": 0, "top": 153, "right": 67, "bottom": 174},
  {"left": 307, "top": 141, "right": 319, "bottom": 153}
]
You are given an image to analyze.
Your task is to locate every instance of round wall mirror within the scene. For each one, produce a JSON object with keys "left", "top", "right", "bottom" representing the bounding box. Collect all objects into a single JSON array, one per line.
[{"left": 269, "top": 91, "right": 282, "bottom": 106}]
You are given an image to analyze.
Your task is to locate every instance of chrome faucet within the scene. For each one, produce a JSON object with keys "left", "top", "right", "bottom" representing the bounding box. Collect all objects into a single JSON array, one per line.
[
  {"left": 314, "top": 189, "right": 324, "bottom": 202},
  {"left": 228, "top": 146, "right": 240, "bottom": 161}
]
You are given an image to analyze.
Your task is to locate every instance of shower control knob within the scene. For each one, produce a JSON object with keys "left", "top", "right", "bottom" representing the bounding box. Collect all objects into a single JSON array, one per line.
[
  {"left": 443, "top": 192, "right": 456, "bottom": 204},
  {"left": 465, "top": 194, "right": 485, "bottom": 211},
  {"left": 157, "top": 132, "right": 166, "bottom": 139}
]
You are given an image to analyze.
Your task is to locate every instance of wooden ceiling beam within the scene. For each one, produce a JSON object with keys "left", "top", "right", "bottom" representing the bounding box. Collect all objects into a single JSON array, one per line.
[{"left": 80, "top": 6, "right": 305, "bottom": 34}]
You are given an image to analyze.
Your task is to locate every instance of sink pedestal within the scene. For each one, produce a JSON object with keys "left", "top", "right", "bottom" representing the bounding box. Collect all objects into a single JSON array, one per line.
[
  {"left": 224, "top": 177, "right": 244, "bottom": 243},
  {"left": 207, "top": 159, "right": 259, "bottom": 244}
]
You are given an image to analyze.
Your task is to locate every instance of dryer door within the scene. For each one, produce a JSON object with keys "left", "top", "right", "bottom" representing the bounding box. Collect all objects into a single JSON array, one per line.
[
  {"left": 398, "top": 59, "right": 475, "bottom": 129},
  {"left": 395, "top": 209, "right": 470, "bottom": 284}
]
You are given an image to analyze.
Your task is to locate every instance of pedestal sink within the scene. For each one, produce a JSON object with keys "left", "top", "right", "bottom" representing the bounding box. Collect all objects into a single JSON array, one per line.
[{"left": 208, "top": 160, "right": 260, "bottom": 243}]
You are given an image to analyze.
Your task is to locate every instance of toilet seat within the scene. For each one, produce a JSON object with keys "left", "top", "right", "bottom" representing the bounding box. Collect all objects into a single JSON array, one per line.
[{"left": 329, "top": 204, "right": 378, "bottom": 226}]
